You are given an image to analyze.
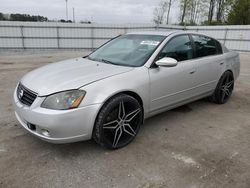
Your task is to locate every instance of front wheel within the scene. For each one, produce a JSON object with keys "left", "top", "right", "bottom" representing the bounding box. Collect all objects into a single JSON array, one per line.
[
  {"left": 93, "top": 94, "right": 143, "bottom": 149},
  {"left": 210, "top": 71, "right": 234, "bottom": 104}
]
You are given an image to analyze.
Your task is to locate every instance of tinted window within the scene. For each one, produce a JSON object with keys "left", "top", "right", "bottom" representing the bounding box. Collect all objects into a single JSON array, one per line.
[
  {"left": 192, "top": 35, "right": 217, "bottom": 57},
  {"left": 215, "top": 40, "right": 223, "bottom": 54},
  {"left": 157, "top": 35, "right": 193, "bottom": 62}
]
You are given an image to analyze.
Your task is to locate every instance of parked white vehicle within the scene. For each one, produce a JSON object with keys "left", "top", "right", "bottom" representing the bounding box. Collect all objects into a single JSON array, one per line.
[{"left": 14, "top": 31, "right": 240, "bottom": 149}]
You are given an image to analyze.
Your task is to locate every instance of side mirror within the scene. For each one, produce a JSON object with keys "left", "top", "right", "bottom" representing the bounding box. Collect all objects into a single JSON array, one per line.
[{"left": 155, "top": 57, "right": 178, "bottom": 67}]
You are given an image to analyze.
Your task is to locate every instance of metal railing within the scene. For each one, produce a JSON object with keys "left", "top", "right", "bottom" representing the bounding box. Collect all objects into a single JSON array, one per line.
[{"left": 0, "top": 21, "right": 249, "bottom": 52}]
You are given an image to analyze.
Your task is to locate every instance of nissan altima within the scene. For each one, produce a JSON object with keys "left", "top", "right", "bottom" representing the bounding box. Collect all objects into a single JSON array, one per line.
[{"left": 14, "top": 31, "right": 240, "bottom": 149}]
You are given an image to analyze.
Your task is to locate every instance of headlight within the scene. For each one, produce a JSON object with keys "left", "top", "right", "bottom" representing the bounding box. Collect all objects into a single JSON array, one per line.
[{"left": 41, "top": 90, "right": 86, "bottom": 110}]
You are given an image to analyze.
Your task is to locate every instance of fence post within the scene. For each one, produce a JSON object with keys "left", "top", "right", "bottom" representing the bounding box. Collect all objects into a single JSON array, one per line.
[
  {"left": 91, "top": 25, "right": 94, "bottom": 51},
  {"left": 183, "top": 24, "right": 186, "bottom": 31},
  {"left": 124, "top": 27, "right": 127, "bottom": 34},
  {"left": 155, "top": 24, "right": 159, "bottom": 31},
  {"left": 223, "top": 28, "right": 228, "bottom": 45},
  {"left": 56, "top": 27, "right": 60, "bottom": 49},
  {"left": 20, "top": 26, "right": 25, "bottom": 49}
]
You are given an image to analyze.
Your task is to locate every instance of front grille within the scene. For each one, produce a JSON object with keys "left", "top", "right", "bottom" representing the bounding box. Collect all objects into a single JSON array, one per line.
[{"left": 17, "top": 83, "right": 37, "bottom": 106}]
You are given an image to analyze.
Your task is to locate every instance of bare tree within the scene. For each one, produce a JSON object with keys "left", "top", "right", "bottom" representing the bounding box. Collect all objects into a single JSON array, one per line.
[
  {"left": 180, "top": 0, "right": 207, "bottom": 25},
  {"left": 153, "top": 0, "right": 173, "bottom": 25},
  {"left": 153, "top": 1, "right": 168, "bottom": 25},
  {"left": 180, "top": 0, "right": 190, "bottom": 24},
  {"left": 216, "top": 0, "right": 224, "bottom": 21},
  {"left": 208, "top": 0, "right": 216, "bottom": 23},
  {"left": 166, "top": 0, "right": 173, "bottom": 24},
  {"left": 190, "top": 0, "right": 206, "bottom": 24}
]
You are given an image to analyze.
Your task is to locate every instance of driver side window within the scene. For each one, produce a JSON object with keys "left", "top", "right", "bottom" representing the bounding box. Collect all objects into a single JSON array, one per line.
[{"left": 157, "top": 35, "right": 193, "bottom": 62}]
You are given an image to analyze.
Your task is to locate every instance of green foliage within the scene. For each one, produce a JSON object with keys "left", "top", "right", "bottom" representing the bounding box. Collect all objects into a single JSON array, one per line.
[
  {"left": 9, "top": 14, "right": 48, "bottom": 22},
  {"left": 227, "top": 0, "right": 250, "bottom": 24},
  {"left": 179, "top": 21, "right": 198, "bottom": 26},
  {"left": 0, "top": 12, "right": 6, "bottom": 20},
  {"left": 0, "top": 12, "right": 48, "bottom": 22},
  {"left": 201, "top": 20, "right": 226, "bottom": 25},
  {"left": 60, "top": 19, "right": 73, "bottom": 23}
]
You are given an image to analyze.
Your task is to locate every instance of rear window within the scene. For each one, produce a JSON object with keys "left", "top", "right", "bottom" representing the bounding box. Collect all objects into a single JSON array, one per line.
[{"left": 192, "top": 35, "right": 217, "bottom": 57}]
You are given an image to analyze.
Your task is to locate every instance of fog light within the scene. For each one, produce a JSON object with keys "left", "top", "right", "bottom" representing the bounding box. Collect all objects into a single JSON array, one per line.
[
  {"left": 41, "top": 129, "right": 50, "bottom": 137},
  {"left": 27, "top": 123, "right": 36, "bottom": 131}
]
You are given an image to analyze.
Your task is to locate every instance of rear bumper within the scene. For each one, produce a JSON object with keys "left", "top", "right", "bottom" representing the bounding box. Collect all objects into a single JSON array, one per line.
[{"left": 14, "top": 88, "right": 102, "bottom": 144}]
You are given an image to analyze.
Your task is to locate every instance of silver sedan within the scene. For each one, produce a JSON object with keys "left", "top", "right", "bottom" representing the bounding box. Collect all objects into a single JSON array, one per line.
[{"left": 14, "top": 31, "right": 240, "bottom": 149}]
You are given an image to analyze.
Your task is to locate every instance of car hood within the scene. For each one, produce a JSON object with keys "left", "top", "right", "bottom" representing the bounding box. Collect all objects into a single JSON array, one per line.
[{"left": 21, "top": 58, "right": 134, "bottom": 96}]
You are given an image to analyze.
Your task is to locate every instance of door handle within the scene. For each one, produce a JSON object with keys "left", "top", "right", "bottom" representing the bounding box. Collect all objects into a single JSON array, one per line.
[
  {"left": 189, "top": 70, "right": 196, "bottom": 74},
  {"left": 220, "top": 62, "right": 224, "bottom": 65}
]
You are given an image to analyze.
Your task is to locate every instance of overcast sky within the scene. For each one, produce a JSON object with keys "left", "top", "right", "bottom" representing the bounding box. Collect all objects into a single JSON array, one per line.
[{"left": 0, "top": 0, "right": 179, "bottom": 23}]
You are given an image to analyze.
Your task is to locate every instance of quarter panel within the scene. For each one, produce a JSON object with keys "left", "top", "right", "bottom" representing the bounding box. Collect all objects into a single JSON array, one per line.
[{"left": 223, "top": 51, "right": 240, "bottom": 79}]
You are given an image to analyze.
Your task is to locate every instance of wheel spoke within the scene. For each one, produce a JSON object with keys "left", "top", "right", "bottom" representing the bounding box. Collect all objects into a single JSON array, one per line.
[
  {"left": 125, "top": 108, "right": 141, "bottom": 122},
  {"left": 123, "top": 123, "right": 136, "bottom": 137},
  {"left": 224, "top": 88, "right": 230, "bottom": 96},
  {"left": 226, "top": 80, "right": 233, "bottom": 88},
  {"left": 221, "top": 89, "right": 226, "bottom": 102},
  {"left": 118, "top": 101, "right": 126, "bottom": 120},
  {"left": 113, "top": 127, "right": 123, "bottom": 148},
  {"left": 103, "top": 120, "right": 119, "bottom": 129}
]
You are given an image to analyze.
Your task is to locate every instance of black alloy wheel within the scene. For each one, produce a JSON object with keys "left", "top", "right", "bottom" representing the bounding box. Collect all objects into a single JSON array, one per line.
[
  {"left": 93, "top": 94, "right": 142, "bottom": 149},
  {"left": 211, "top": 71, "right": 234, "bottom": 104}
]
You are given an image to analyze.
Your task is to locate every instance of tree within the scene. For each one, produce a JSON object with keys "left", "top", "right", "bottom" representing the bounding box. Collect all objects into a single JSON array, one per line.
[
  {"left": 153, "top": 0, "right": 174, "bottom": 25},
  {"left": 180, "top": 0, "right": 189, "bottom": 24},
  {"left": 9, "top": 14, "right": 48, "bottom": 22},
  {"left": 208, "top": 0, "right": 216, "bottom": 23},
  {"left": 216, "top": 0, "right": 224, "bottom": 22},
  {"left": 216, "top": 0, "right": 234, "bottom": 22},
  {"left": 153, "top": 1, "right": 168, "bottom": 25},
  {"left": 189, "top": 0, "right": 204, "bottom": 25},
  {"left": 0, "top": 13, "right": 5, "bottom": 20},
  {"left": 166, "top": 0, "right": 173, "bottom": 24},
  {"left": 179, "top": 0, "right": 208, "bottom": 25},
  {"left": 227, "top": 0, "right": 250, "bottom": 25}
]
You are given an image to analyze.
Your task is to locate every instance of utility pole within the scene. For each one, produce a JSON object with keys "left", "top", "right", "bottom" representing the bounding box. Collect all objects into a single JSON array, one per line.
[
  {"left": 65, "top": 0, "right": 68, "bottom": 21},
  {"left": 72, "top": 7, "right": 75, "bottom": 22}
]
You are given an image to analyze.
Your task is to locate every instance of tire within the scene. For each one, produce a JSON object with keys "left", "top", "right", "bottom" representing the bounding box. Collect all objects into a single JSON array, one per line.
[
  {"left": 210, "top": 71, "right": 234, "bottom": 104},
  {"left": 93, "top": 94, "right": 143, "bottom": 149}
]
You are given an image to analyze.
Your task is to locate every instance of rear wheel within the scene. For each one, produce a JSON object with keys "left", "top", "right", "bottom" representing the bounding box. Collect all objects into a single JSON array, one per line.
[
  {"left": 93, "top": 94, "right": 142, "bottom": 149},
  {"left": 210, "top": 71, "right": 234, "bottom": 104}
]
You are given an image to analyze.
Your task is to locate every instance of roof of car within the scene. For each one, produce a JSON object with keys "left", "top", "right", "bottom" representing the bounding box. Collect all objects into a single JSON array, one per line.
[
  {"left": 127, "top": 30, "right": 182, "bottom": 36},
  {"left": 126, "top": 30, "right": 219, "bottom": 42}
]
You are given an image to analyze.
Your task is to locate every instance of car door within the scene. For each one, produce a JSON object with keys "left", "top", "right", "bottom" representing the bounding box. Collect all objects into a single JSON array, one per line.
[
  {"left": 149, "top": 34, "right": 198, "bottom": 114},
  {"left": 191, "top": 34, "right": 223, "bottom": 94}
]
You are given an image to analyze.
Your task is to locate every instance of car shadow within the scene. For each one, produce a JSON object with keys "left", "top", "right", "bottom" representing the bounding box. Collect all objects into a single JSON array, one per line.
[{"left": 142, "top": 99, "right": 211, "bottom": 128}]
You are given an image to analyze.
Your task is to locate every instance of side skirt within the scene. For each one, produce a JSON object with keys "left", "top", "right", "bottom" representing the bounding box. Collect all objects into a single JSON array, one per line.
[{"left": 145, "top": 90, "right": 213, "bottom": 119}]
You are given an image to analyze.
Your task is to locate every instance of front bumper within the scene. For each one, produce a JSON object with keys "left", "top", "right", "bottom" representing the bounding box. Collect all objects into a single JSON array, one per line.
[{"left": 13, "top": 88, "right": 102, "bottom": 144}]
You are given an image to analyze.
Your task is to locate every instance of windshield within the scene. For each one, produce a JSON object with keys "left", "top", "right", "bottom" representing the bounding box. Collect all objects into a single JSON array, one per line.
[{"left": 88, "top": 34, "right": 165, "bottom": 67}]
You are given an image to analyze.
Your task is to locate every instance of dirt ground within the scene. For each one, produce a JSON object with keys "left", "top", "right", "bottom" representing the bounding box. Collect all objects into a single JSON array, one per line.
[{"left": 0, "top": 50, "right": 250, "bottom": 188}]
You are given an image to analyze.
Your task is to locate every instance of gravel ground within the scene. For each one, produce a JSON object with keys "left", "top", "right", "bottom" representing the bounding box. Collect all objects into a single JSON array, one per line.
[{"left": 0, "top": 50, "right": 250, "bottom": 188}]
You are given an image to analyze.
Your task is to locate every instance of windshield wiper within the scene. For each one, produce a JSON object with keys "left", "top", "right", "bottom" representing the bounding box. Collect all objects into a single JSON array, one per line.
[
  {"left": 87, "top": 57, "right": 126, "bottom": 66},
  {"left": 100, "top": 59, "right": 121, "bottom": 66}
]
